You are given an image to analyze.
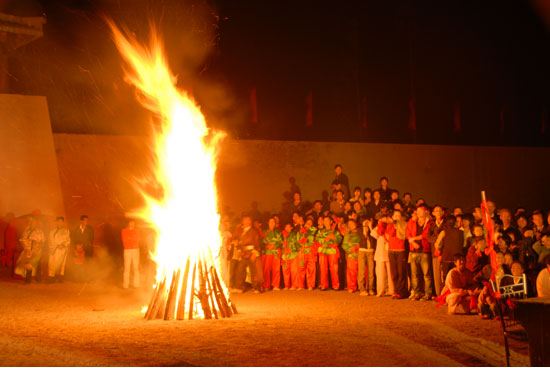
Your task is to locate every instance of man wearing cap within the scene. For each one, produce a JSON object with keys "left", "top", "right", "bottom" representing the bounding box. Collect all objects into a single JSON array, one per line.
[{"left": 47, "top": 216, "right": 71, "bottom": 283}]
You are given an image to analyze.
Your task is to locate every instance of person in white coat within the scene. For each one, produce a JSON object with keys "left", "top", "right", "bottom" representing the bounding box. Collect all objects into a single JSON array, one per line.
[{"left": 371, "top": 217, "right": 394, "bottom": 297}]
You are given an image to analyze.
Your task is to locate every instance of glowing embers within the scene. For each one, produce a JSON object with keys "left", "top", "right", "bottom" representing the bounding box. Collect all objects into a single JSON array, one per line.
[{"left": 107, "top": 20, "right": 235, "bottom": 320}]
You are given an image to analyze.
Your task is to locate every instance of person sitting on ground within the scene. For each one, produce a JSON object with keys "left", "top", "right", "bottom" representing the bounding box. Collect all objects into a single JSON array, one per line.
[
  {"left": 440, "top": 254, "right": 478, "bottom": 315},
  {"left": 536, "top": 255, "right": 550, "bottom": 297}
]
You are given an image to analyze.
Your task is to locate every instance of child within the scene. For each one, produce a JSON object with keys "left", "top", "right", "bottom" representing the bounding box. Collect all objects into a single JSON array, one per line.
[{"left": 72, "top": 243, "right": 85, "bottom": 282}]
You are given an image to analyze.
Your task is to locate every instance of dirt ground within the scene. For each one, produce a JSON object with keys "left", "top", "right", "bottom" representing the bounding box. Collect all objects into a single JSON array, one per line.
[{"left": 0, "top": 268, "right": 529, "bottom": 367}]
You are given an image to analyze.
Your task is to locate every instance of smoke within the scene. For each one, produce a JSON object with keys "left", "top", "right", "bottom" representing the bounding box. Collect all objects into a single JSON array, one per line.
[{"left": 9, "top": 0, "right": 239, "bottom": 136}]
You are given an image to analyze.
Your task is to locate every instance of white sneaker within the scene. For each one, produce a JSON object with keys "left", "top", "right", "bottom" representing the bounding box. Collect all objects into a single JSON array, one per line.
[
  {"left": 289, "top": 287, "right": 296, "bottom": 291},
  {"left": 359, "top": 291, "right": 368, "bottom": 296},
  {"left": 273, "top": 287, "right": 280, "bottom": 291}
]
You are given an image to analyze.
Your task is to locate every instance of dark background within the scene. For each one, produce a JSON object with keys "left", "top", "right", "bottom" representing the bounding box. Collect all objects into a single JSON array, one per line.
[{"left": 4, "top": 0, "right": 550, "bottom": 146}]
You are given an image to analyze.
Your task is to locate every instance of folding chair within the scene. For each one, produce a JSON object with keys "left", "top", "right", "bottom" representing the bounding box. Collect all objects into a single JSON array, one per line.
[{"left": 490, "top": 274, "right": 528, "bottom": 367}]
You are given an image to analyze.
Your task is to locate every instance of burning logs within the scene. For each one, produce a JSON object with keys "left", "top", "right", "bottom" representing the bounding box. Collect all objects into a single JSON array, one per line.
[{"left": 145, "top": 256, "right": 236, "bottom": 321}]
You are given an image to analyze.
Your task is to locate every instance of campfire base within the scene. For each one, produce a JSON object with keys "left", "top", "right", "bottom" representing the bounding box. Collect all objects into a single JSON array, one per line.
[{"left": 144, "top": 256, "right": 236, "bottom": 320}]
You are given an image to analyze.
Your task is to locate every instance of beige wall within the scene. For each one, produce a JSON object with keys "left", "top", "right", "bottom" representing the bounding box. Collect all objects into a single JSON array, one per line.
[
  {"left": 0, "top": 94, "right": 64, "bottom": 217},
  {"left": 52, "top": 134, "right": 550, "bottom": 223}
]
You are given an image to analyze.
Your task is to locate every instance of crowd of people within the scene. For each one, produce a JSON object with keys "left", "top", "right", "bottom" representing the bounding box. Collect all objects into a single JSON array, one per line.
[
  {"left": 218, "top": 164, "right": 550, "bottom": 318},
  {"left": 0, "top": 213, "right": 147, "bottom": 289},
  {"left": 1, "top": 163, "right": 549, "bottom": 319}
]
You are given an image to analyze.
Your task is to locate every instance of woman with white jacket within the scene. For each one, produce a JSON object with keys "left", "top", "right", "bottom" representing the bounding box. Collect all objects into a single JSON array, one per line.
[{"left": 370, "top": 217, "right": 395, "bottom": 297}]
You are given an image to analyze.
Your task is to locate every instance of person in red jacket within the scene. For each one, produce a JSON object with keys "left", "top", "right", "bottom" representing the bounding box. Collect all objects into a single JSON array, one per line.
[
  {"left": 261, "top": 217, "right": 283, "bottom": 291},
  {"left": 406, "top": 204, "right": 433, "bottom": 300},
  {"left": 316, "top": 216, "right": 343, "bottom": 290},
  {"left": 386, "top": 210, "right": 409, "bottom": 299},
  {"left": 122, "top": 219, "right": 141, "bottom": 289}
]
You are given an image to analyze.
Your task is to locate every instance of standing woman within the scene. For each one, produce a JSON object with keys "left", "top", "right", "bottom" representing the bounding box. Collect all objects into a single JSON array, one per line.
[
  {"left": 371, "top": 216, "right": 394, "bottom": 297},
  {"left": 316, "top": 216, "right": 343, "bottom": 290}
]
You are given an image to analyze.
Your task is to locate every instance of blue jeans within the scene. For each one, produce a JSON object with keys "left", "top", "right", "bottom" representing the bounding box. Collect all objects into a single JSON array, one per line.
[{"left": 410, "top": 252, "right": 432, "bottom": 296}]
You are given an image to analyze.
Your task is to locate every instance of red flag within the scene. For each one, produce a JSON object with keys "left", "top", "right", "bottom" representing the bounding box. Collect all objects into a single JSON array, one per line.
[
  {"left": 305, "top": 91, "right": 313, "bottom": 127},
  {"left": 361, "top": 95, "right": 367, "bottom": 129},
  {"left": 499, "top": 108, "right": 504, "bottom": 135},
  {"left": 480, "top": 192, "right": 499, "bottom": 281},
  {"left": 542, "top": 105, "right": 547, "bottom": 134},
  {"left": 408, "top": 98, "right": 416, "bottom": 131},
  {"left": 249, "top": 88, "right": 258, "bottom": 124},
  {"left": 453, "top": 102, "right": 461, "bottom": 132}
]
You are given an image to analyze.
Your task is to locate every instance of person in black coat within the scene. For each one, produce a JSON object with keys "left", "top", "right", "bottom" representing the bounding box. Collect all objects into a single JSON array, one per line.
[
  {"left": 435, "top": 216, "right": 465, "bottom": 283},
  {"left": 71, "top": 215, "right": 94, "bottom": 259}
]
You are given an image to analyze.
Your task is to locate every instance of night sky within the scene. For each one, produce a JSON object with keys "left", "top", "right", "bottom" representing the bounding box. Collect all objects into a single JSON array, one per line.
[{"left": 5, "top": 0, "right": 550, "bottom": 146}]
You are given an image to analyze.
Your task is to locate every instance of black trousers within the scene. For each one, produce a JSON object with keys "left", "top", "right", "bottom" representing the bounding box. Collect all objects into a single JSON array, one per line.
[
  {"left": 235, "top": 257, "right": 259, "bottom": 290},
  {"left": 389, "top": 250, "right": 408, "bottom": 297},
  {"left": 441, "top": 261, "right": 455, "bottom": 284}
]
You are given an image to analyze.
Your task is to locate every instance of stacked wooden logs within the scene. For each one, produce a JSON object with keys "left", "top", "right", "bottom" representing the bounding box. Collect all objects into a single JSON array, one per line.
[{"left": 144, "top": 255, "right": 237, "bottom": 320}]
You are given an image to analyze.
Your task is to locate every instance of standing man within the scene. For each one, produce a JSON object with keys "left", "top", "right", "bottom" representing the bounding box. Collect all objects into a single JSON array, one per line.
[
  {"left": 15, "top": 217, "right": 45, "bottom": 283},
  {"left": 121, "top": 219, "right": 141, "bottom": 289},
  {"left": 358, "top": 218, "right": 376, "bottom": 296},
  {"left": 386, "top": 210, "right": 409, "bottom": 299},
  {"left": 435, "top": 216, "right": 465, "bottom": 283},
  {"left": 378, "top": 177, "right": 392, "bottom": 203},
  {"left": 406, "top": 204, "right": 433, "bottom": 300},
  {"left": 427, "top": 205, "right": 445, "bottom": 296},
  {"left": 233, "top": 215, "right": 262, "bottom": 294},
  {"left": 72, "top": 215, "right": 94, "bottom": 260},
  {"left": 1, "top": 213, "right": 17, "bottom": 269},
  {"left": 47, "top": 216, "right": 70, "bottom": 283},
  {"left": 332, "top": 164, "right": 350, "bottom": 200}
]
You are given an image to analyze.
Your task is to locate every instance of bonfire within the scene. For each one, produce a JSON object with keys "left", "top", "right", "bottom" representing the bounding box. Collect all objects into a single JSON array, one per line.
[{"left": 107, "top": 20, "right": 236, "bottom": 320}]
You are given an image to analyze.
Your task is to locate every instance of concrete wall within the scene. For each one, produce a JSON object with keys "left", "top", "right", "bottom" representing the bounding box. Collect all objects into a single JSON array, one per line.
[
  {"left": 0, "top": 94, "right": 64, "bottom": 217},
  {"left": 52, "top": 134, "right": 550, "bottom": 223}
]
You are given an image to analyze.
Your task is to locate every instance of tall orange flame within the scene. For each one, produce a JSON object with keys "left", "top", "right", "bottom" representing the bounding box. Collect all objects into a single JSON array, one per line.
[{"left": 108, "top": 20, "right": 230, "bottom": 319}]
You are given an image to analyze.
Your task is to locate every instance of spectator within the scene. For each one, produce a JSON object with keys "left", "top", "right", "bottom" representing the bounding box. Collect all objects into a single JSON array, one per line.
[
  {"left": 121, "top": 219, "right": 141, "bottom": 289},
  {"left": 316, "top": 216, "right": 342, "bottom": 291},
  {"left": 536, "top": 255, "right": 550, "bottom": 297},
  {"left": 358, "top": 218, "right": 376, "bottom": 296},
  {"left": 378, "top": 177, "right": 392, "bottom": 203},
  {"left": 363, "top": 188, "right": 373, "bottom": 207},
  {"left": 15, "top": 217, "right": 45, "bottom": 284},
  {"left": 371, "top": 217, "right": 393, "bottom": 297},
  {"left": 386, "top": 210, "right": 408, "bottom": 299},
  {"left": 349, "top": 186, "right": 363, "bottom": 205},
  {"left": 1, "top": 213, "right": 16, "bottom": 268},
  {"left": 305, "top": 200, "right": 323, "bottom": 227},
  {"left": 406, "top": 204, "right": 433, "bottom": 300},
  {"left": 366, "top": 190, "right": 382, "bottom": 220},
  {"left": 342, "top": 219, "right": 361, "bottom": 293},
  {"left": 330, "top": 190, "right": 346, "bottom": 216},
  {"left": 466, "top": 237, "right": 489, "bottom": 280},
  {"left": 532, "top": 211, "right": 546, "bottom": 240},
  {"left": 332, "top": 164, "right": 350, "bottom": 200},
  {"left": 499, "top": 209, "right": 514, "bottom": 232},
  {"left": 532, "top": 232, "right": 550, "bottom": 265},
  {"left": 71, "top": 215, "right": 94, "bottom": 281},
  {"left": 441, "top": 254, "right": 477, "bottom": 315},
  {"left": 402, "top": 192, "right": 413, "bottom": 215},
  {"left": 47, "top": 216, "right": 70, "bottom": 283},
  {"left": 473, "top": 207, "right": 483, "bottom": 225},
  {"left": 232, "top": 215, "right": 262, "bottom": 294},
  {"left": 428, "top": 205, "right": 445, "bottom": 296},
  {"left": 436, "top": 216, "right": 465, "bottom": 284},
  {"left": 516, "top": 214, "right": 529, "bottom": 235}
]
